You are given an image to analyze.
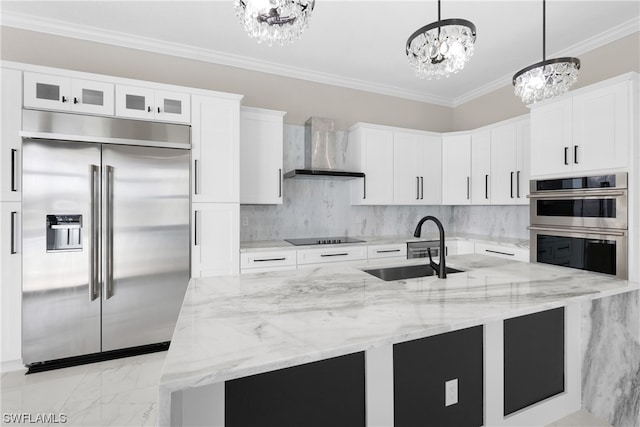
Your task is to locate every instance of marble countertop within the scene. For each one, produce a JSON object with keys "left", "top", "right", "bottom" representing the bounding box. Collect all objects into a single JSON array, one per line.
[
  {"left": 240, "top": 233, "right": 529, "bottom": 252},
  {"left": 158, "top": 255, "right": 637, "bottom": 423}
]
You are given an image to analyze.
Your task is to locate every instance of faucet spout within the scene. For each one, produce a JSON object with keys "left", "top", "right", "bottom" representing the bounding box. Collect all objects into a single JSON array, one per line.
[{"left": 413, "top": 216, "right": 447, "bottom": 279}]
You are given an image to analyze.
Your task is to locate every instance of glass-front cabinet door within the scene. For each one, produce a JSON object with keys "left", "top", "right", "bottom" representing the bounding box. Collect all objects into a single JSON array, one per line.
[
  {"left": 23, "top": 72, "right": 72, "bottom": 111},
  {"left": 70, "top": 79, "right": 114, "bottom": 115},
  {"left": 115, "top": 85, "right": 155, "bottom": 120},
  {"left": 155, "top": 90, "right": 190, "bottom": 123}
]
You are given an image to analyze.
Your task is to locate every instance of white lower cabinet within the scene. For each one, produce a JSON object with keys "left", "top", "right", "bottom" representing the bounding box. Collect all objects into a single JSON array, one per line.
[
  {"left": 1, "top": 202, "right": 21, "bottom": 362},
  {"left": 474, "top": 242, "right": 529, "bottom": 262},
  {"left": 240, "top": 250, "right": 296, "bottom": 274},
  {"left": 297, "top": 245, "right": 367, "bottom": 268},
  {"left": 191, "top": 203, "right": 239, "bottom": 278},
  {"left": 367, "top": 243, "right": 407, "bottom": 261}
]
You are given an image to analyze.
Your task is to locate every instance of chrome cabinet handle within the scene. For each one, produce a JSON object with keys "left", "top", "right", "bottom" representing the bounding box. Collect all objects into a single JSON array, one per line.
[
  {"left": 516, "top": 171, "right": 521, "bottom": 198},
  {"left": 574, "top": 145, "right": 579, "bottom": 164},
  {"left": 320, "top": 253, "right": 349, "bottom": 257},
  {"left": 104, "top": 165, "right": 114, "bottom": 300},
  {"left": 90, "top": 165, "right": 100, "bottom": 301},
  {"left": 147, "top": 106, "right": 152, "bottom": 113},
  {"left": 278, "top": 168, "right": 282, "bottom": 198},
  {"left": 73, "top": 97, "right": 79, "bottom": 105},
  {"left": 61, "top": 96, "right": 68, "bottom": 103},
  {"left": 194, "top": 159, "right": 199, "bottom": 195},
  {"left": 564, "top": 147, "right": 569, "bottom": 165},
  {"left": 157, "top": 107, "right": 161, "bottom": 114},
  {"left": 10, "top": 211, "right": 18, "bottom": 255},
  {"left": 254, "top": 257, "right": 286, "bottom": 262},
  {"left": 11, "top": 149, "right": 18, "bottom": 192},
  {"left": 376, "top": 249, "right": 401, "bottom": 253},
  {"left": 420, "top": 176, "right": 424, "bottom": 200},
  {"left": 416, "top": 176, "right": 420, "bottom": 200}
]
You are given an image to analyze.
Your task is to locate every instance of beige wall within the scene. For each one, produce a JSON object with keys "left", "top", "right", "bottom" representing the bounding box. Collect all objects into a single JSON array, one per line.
[
  {"left": 0, "top": 26, "right": 452, "bottom": 132},
  {"left": 452, "top": 32, "right": 640, "bottom": 131},
  {"left": 2, "top": 26, "right": 638, "bottom": 132}
]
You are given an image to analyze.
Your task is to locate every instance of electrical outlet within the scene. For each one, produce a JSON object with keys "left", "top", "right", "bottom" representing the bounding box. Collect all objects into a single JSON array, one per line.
[
  {"left": 445, "top": 378, "right": 458, "bottom": 407},
  {"left": 241, "top": 216, "right": 249, "bottom": 227}
]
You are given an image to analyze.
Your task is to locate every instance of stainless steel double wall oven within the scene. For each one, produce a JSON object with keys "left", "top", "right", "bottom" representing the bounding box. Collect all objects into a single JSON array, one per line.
[{"left": 529, "top": 173, "right": 628, "bottom": 279}]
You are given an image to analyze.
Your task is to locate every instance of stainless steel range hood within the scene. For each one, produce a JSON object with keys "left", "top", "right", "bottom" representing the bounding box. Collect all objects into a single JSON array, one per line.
[{"left": 284, "top": 117, "right": 365, "bottom": 180}]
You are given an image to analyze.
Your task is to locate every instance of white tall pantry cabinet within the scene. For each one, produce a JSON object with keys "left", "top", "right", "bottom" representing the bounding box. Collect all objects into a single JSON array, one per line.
[{"left": 1, "top": 68, "right": 23, "bottom": 363}]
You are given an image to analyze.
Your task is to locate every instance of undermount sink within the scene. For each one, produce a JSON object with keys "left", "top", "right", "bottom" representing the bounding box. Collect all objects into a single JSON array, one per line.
[{"left": 363, "top": 264, "right": 464, "bottom": 281}]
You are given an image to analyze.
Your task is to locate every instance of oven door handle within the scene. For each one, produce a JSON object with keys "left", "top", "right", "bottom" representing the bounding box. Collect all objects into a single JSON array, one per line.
[
  {"left": 528, "top": 190, "right": 625, "bottom": 199},
  {"left": 528, "top": 225, "right": 626, "bottom": 236}
]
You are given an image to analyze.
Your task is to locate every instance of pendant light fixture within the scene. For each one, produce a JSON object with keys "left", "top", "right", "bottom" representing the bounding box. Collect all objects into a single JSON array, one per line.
[
  {"left": 234, "top": 0, "right": 315, "bottom": 46},
  {"left": 513, "top": 0, "right": 580, "bottom": 103},
  {"left": 405, "top": 0, "right": 477, "bottom": 79}
]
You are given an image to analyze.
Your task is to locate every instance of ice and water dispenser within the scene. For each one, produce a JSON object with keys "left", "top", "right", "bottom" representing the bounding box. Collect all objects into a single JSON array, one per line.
[{"left": 46, "top": 214, "right": 83, "bottom": 252}]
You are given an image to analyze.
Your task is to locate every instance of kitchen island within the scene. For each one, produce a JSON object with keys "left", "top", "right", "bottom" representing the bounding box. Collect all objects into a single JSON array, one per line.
[{"left": 158, "top": 254, "right": 639, "bottom": 426}]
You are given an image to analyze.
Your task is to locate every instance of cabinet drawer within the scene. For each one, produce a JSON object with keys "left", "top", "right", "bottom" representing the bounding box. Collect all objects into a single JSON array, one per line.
[
  {"left": 475, "top": 243, "right": 529, "bottom": 262},
  {"left": 367, "top": 244, "right": 407, "bottom": 260},
  {"left": 297, "top": 246, "right": 367, "bottom": 265},
  {"left": 241, "top": 250, "right": 296, "bottom": 270}
]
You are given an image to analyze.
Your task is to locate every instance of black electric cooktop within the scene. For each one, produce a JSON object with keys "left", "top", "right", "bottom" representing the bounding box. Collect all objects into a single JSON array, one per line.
[{"left": 284, "top": 237, "right": 365, "bottom": 246}]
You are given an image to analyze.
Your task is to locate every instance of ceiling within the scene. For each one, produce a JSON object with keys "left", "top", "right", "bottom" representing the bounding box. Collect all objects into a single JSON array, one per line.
[{"left": 1, "top": 1, "right": 639, "bottom": 107}]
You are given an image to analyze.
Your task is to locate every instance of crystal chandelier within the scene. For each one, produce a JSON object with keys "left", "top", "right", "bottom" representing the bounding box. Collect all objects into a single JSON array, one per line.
[
  {"left": 513, "top": 0, "right": 580, "bottom": 103},
  {"left": 234, "top": 0, "right": 315, "bottom": 46},
  {"left": 405, "top": 0, "right": 476, "bottom": 79}
]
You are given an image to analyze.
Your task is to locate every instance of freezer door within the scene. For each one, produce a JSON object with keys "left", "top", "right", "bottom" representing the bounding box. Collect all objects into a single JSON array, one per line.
[
  {"left": 101, "top": 145, "right": 189, "bottom": 351},
  {"left": 22, "top": 140, "right": 102, "bottom": 364}
]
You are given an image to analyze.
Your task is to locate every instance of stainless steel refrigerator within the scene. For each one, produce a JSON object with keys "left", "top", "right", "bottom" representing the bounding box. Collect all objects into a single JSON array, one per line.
[{"left": 21, "top": 110, "right": 190, "bottom": 367}]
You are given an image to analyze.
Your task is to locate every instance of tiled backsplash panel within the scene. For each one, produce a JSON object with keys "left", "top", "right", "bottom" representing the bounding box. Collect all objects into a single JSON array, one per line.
[{"left": 241, "top": 124, "right": 529, "bottom": 242}]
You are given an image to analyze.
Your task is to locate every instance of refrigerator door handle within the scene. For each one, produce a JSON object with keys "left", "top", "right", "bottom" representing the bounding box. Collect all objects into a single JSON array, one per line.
[
  {"left": 104, "top": 165, "right": 114, "bottom": 300},
  {"left": 90, "top": 165, "right": 100, "bottom": 301}
]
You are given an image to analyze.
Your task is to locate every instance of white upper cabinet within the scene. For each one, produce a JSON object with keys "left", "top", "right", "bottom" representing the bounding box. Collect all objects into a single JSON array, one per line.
[
  {"left": 115, "top": 85, "right": 190, "bottom": 123},
  {"left": 531, "top": 77, "right": 633, "bottom": 177},
  {"left": 1, "top": 69, "right": 22, "bottom": 202},
  {"left": 191, "top": 95, "right": 240, "bottom": 203},
  {"left": 490, "top": 118, "right": 529, "bottom": 205},
  {"left": 24, "top": 72, "right": 114, "bottom": 115},
  {"left": 393, "top": 131, "right": 441, "bottom": 205},
  {"left": 470, "top": 128, "right": 491, "bottom": 204},
  {"left": 349, "top": 125, "right": 394, "bottom": 205},
  {"left": 240, "top": 107, "right": 285, "bottom": 205},
  {"left": 442, "top": 133, "right": 471, "bottom": 205}
]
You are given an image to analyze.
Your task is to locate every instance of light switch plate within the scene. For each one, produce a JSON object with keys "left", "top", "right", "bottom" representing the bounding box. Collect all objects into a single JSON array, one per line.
[{"left": 445, "top": 378, "right": 458, "bottom": 407}]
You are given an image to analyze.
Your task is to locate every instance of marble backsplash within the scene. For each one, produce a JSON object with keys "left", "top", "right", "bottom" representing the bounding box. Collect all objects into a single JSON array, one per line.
[
  {"left": 581, "top": 290, "right": 640, "bottom": 427},
  {"left": 240, "top": 124, "right": 529, "bottom": 242}
]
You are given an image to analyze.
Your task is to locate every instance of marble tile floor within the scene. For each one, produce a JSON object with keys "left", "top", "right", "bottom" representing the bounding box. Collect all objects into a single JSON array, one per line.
[
  {"left": 1, "top": 352, "right": 165, "bottom": 426},
  {"left": 1, "top": 351, "right": 612, "bottom": 427}
]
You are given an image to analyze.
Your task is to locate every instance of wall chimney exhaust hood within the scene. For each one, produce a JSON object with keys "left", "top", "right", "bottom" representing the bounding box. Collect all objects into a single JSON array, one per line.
[{"left": 284, "top": 117, "right": 365, "bottom": 180}]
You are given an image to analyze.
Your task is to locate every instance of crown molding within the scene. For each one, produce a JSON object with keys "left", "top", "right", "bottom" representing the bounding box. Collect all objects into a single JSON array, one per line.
[
  {"left": 2, "top": 10, "right": 637, "bottom": 109},
  {"left": 452, "top": 17, "right": 640, "bottom": 107},
  {"left": 0, "top": 11, "right": 454, "bottom": 107}
]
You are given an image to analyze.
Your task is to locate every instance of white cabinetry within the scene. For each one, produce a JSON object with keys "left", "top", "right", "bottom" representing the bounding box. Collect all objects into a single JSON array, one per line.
[
  {"left": 442, "top": 133, "right": 471, "bottom": 205},
  {"left": 192, "top": 203, "right": 239, "bottom": 278},
  {"left": 297, "top": 245, "right": 367, "bottom": 268},
  {"left": 115, "top": 85, "right": 190, "bottom": 123},
  {"left": 531, "top": 78, "right": 632, "bottom": 177},
  {"left": 1, "top": 69, "right": 22, "bottom": 202},
  {"left": 240, "top": 250, "right": 296, "bottom": 274},
  {"left": 191, "top": 95, "right": 240, "bottom": 203},
  {"left": 474, "top": 242, "right": 529, "bottom": 262},
  {"left": 491, "top": 119, "right": 529, "bottom": 205},
  {"left": 349, "top": 125, "right": 394, "bottom": 205},
  {"left": 24, "top": 71, "right": 114, "bottom": 115},
  {"left": 393, "top": 131, "right": 441, "bottom": 205},
  {"left": 240, "top": 107, "right": 285, "bottom": 205},
  {"left": 471, "top": 128, "right": 491, "bottom": 204},
  {"left": 367, "top": 243, "right": 407, "bottom": 261},
  {"left": 0, "top": 202, "right": 21, "bottom": 362}
]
